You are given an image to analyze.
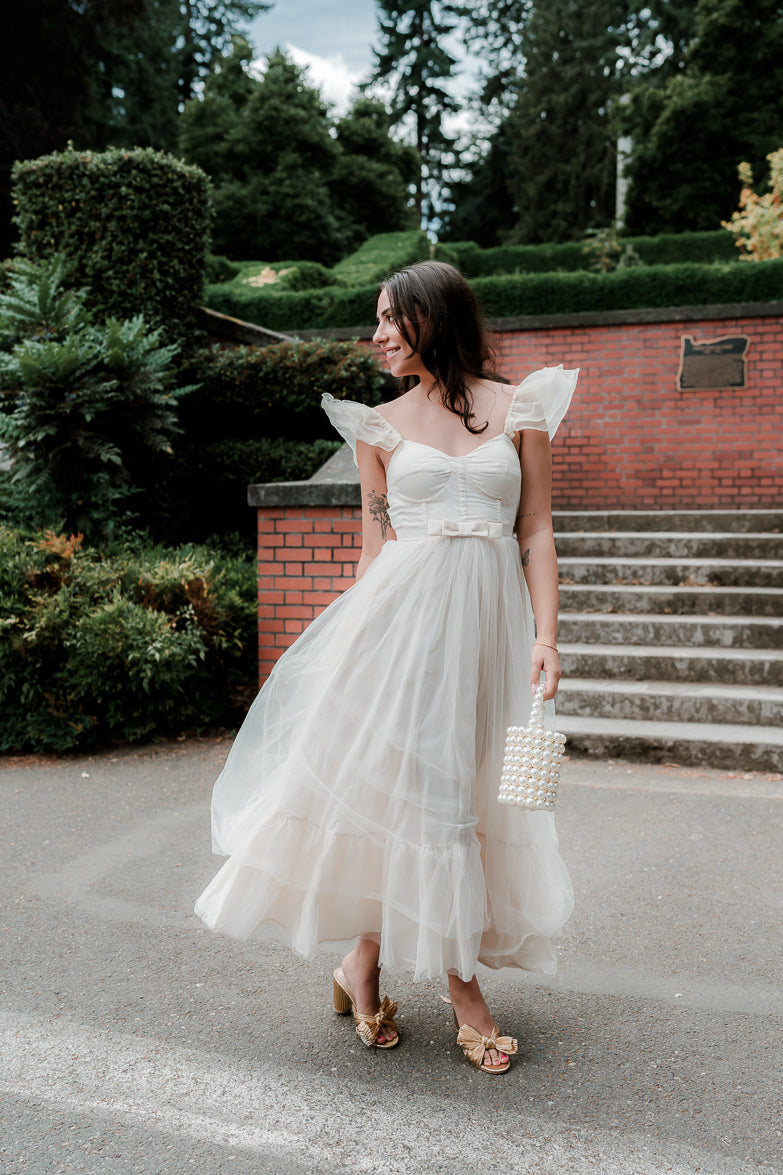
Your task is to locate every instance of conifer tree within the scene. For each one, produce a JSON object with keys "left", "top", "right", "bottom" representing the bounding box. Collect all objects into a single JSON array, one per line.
[{"left": 367, "top": 0, "right": 461, "bottom": 224}]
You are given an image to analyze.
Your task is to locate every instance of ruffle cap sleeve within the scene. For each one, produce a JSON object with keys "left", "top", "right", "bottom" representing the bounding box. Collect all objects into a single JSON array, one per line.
[
  {"left": 322, "top": 393, "right": 401, "bottom": 465},
  {"left": 504, "top": 365, "right": 579, "bottom": 441}
]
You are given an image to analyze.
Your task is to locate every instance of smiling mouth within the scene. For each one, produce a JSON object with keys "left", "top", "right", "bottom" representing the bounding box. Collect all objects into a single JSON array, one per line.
[{"left": 384, "top": 347, "right": 401, "bottom": 358}]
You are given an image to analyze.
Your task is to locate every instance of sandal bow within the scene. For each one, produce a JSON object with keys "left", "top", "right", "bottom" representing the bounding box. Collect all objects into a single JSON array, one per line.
[
  {"left": 354, "top": 995, "right": 399, "bottom": 1047},
  {"left": 456, "top": 1024, "right": 518, "bottom": 1068}
]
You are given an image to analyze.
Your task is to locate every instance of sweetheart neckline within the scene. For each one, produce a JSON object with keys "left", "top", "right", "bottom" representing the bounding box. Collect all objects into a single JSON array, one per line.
[{"left": 390, "top": 432, "right": 515, "bottom": 464}]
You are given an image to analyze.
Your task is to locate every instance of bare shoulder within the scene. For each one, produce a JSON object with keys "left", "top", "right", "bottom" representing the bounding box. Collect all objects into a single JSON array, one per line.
[{"left": 374, "top": 390, "right": 414, "bottom": 425}]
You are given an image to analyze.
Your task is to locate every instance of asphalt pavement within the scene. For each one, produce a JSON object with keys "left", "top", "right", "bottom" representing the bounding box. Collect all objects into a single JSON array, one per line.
[{"left": 1, "top": 737, "right": 781, "bottom": 1175}]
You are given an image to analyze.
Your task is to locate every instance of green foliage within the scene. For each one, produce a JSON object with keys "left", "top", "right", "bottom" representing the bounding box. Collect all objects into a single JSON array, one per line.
[
  {"left": 205, "top": 283, "right": 379, "bottom": 333},
  {"left": 206, "top": 254, "right": 242, "bottom": 283},
  {"left": 470, "top": 259, "right": 783, "bottom": 319},
  {"left": 723, "top": 149, "right": 783, "bottom": 260},
  {"left": 157, "top": 340, "right": 386, "bottom": 542},
  {"left": 582, "top": 228, "right": 642, "bottom": 273},
  {"left": 179, "top": 47, "right": 416, "bottom": 263},
  {"left": 331, "top": 230, "right": 432, "bottom": 285},
  {"left": 0, "top": 256, "right": 193, "bottom": 542},
  {"left": 12, "top": 145, "right": 211, "bottom": 343},
  {"left": 621, "top": 0, "right": 783, "bottom": 234},
  {"left": 273, "top": 262, "right": 340, "bottom": 292},
  {"left": 209, "top": 257, "right": 783, "bottom": 329},
  {"left": 444, "top": 232, "right": 737, "bottom": 276},
  {"left": 0, "top": 526, "right": 257, "bottom": 752}
]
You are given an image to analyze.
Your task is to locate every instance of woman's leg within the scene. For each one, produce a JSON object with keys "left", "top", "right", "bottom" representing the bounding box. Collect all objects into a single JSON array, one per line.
[
  {"left": 340, "top": 934, "right": 397, "bottom": 1046},
  {"left": 448, "top": 973, "right": 509, "bottom": 1070}
]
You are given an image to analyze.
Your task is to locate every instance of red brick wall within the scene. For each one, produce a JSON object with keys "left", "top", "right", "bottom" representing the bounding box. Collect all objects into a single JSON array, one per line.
[
  {"left": 257, "top": 505, "right": 362, "bottom": 680},
  {"left": 493, "top": 313, "right": 781, "bottom": 510}
]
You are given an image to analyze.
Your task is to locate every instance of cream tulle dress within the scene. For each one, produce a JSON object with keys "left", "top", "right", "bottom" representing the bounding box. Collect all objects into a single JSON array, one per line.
[{"left": 195, "top": 366, "right": 578, "bottom": 981}]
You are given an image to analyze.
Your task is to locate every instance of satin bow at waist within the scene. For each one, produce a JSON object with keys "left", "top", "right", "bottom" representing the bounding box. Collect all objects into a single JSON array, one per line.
[{"left": 396, "top": 518, "right": 515, "bottom": 541}]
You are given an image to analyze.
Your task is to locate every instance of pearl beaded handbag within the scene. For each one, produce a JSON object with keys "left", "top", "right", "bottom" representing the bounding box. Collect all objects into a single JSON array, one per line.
[{"left": 497, "top": 683, "right": 567, "bottom": 811}]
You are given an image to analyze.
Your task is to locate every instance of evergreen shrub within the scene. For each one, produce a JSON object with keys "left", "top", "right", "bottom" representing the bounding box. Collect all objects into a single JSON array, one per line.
[
  {"left": 159, "top": 340, "right": 386, "bottom": 542},
  {"left": 0, "top": 526, "right": 257, "bottom": 752},
  {"left": 447, "top": 231, "right": 737, "bottom": 277},
  {"left": 207, "top": 258, "right": 783, "bottom": 330},
  {"left": 206, "top": 254, "right": 242, "bottom": 283},
  {"left": 12, "top": 146, "right": 211, "bottom": 343},
  {"left": 470, "top": 259, "right": 783, "bottom": 319},
  {"left": 331, "top": 230, "right": 431, "bottom": 286}
]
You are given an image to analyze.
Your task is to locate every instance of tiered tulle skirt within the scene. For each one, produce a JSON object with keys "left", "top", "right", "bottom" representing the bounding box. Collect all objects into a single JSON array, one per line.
[{"left": 194, "top": 536, "right": 573, "bottom": 980}]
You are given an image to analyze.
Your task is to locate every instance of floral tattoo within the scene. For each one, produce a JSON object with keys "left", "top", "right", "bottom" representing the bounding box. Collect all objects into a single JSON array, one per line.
[
  {"left": 368, "top": 490, "right": 391, "bottom": 541},
  {"left": 521, "top": 547, "right": 530, "bottom": 567}
]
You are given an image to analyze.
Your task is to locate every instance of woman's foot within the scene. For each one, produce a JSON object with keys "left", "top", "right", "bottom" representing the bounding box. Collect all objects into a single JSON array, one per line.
[
  {"left": 339, "top": 940, "right": 398, "bottom": 1047},
  {"left": 448, "top": 974, "right": 512, "bottom": 1071}
]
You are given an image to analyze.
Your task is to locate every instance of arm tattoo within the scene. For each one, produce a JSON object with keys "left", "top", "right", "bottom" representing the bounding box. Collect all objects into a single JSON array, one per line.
[
  {"left": 522, "top": 547, "right": 530, "bottom": 567},
  {"left": 368, "top": 490, "right": 391, "bottom": 541}
]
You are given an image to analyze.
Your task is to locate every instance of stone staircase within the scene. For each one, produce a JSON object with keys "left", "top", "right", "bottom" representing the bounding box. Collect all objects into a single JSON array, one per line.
[{"left": 553, "top": 510, "right": 783, "bottom": 771}]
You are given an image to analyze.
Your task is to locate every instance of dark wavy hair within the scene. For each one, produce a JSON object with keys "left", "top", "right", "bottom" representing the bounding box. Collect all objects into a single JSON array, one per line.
[{"left": 379, "top": 260, "right": 500, "bottom": 434}]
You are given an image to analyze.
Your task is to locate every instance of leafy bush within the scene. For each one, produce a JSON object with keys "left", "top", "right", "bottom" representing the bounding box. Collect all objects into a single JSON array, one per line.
[
  {"left": 207, "top": 257, "right": 783, "bottom": 330},
  {"left": 12, "top": 145, "right": 211, "bottom": 344},
  {"left": 331, "top": 230, "right": 431, "bottom": 286},
  {"left": 206, "top": 254, "right": 242, "bottom": 283},
  {"left": 470, "top": 259, "right": 783, "bottom": 319},
  {"left": 723, "top": 148, "right": 783, "bottom": 260},
  {"left": 274, "top": 260, "right": 340, "bottom": 291},
  {"left": 446, "top": 231, "right": 737, "bottom": 277},
  {"left": 0, "top": 526, "right": 257, "bottom": 752},
  {"left": 149, "top": 339, "right": 385, "bottom": 543},
  {"left": 0, "top": 256, "right": 193, "bottom": 542}
]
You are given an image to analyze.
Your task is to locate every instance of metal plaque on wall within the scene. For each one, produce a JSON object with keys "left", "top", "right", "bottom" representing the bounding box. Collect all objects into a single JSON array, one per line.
[{"left": 677, "top": 334, "right": 750, "bottom": 390}]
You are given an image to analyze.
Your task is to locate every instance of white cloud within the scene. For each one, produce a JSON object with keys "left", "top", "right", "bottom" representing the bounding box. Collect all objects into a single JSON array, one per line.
[{"left": 284, "top": 44, "right": 364, "bottom": 115}]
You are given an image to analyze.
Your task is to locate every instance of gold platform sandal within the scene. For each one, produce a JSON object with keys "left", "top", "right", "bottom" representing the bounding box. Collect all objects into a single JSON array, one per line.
[
  {"left": 453, "top": 1009, "right": 517, "bottom": 1074},
  {"left": 333, "top": 967, "right": 400, "bottom": 1049}
]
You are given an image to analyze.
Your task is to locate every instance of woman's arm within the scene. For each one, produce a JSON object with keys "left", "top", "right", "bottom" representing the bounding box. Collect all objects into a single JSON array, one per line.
[
  {"left": 516, "top": 428, "right": 561, "bottom": 700},
  {"left": 355, "top": 439, "right": 397, "bottom": 580}
]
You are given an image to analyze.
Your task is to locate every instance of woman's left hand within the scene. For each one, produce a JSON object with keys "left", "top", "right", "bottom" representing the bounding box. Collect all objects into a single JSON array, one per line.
[{"left": 531, "top": 643, "right": 560, "bottom": 700}]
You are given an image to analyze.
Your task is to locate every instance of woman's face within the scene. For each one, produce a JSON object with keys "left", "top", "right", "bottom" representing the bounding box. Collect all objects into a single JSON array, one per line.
[{"left": 372, "top": 289, "right": 428, "bottom": 380}]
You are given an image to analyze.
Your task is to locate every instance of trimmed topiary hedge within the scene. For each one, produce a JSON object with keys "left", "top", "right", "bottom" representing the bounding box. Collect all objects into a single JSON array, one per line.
[
  {"left": 331, "top": 229, "right": 431, "bottom": 286},
  {"left": 471, "top": 259, "right": 783, "bottom": 319},
  {"left": 206, "top": 258, "right": 783, "bottom": 331},
  {"left": 12, "top": 146, "right": 211, "bottom": 343},
  {"left": 446, "top": 231, "right": 739, "bottom": 277}
]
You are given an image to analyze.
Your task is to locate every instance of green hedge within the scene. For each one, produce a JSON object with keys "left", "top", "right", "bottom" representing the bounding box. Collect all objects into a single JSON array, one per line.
[
  {"left": 471, "top": 259, "right": 783, "bottom": 318},
  {"left": 447, "top": 231, "right": 738, "bottom": 277},
  {"left": 151, "top": 340, "right": 386, "bottom": 543},
  {"left": 207, "top": 258, "right": 783, "bottom": 331},
  {"left": 331, "top": 230, "right": 432, "bottom": 286},
  {"left": 0, "top": 527, "right": 257, "bottom": 752},
  {"left": 12, "top": 146, "right": 211, "bottom": 343}
]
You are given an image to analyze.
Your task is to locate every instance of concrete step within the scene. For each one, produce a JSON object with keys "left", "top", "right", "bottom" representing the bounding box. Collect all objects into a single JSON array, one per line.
[
  {"left": 558, "top": 612, "right": 783, "bottom": 650},
  {"left": 553, "top": 509, "right": 783, "bottom": 534},
  {"left": 557, "top": 678, "right": 783, "bottom": 726},
  {"left": 559, "top": 557, "right": 783, "bottom": 588},
  {"left": 558, "top": 583, "right": 783, "bottom": 617},
  {"left": 558, "top": 714, "right": 783, "bottom": 772},
  {"left": 559, "top": 643, "right": 783, "bottom": 686},
  {"left": 555, "top": 531, "right": 783, "bottom": 560}
]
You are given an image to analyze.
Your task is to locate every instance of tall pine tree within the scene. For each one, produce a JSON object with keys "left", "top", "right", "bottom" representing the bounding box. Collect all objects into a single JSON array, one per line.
[{"left": 367, "top": 0, "right": 461, "bottom": 225}]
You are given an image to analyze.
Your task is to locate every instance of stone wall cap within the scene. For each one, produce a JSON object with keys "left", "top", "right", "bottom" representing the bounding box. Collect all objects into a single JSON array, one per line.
[{"left": 248, "top": 481, "right": 361, "bottom": 507}]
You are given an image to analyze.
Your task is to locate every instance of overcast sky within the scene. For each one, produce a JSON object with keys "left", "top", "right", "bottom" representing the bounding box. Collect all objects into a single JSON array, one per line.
[{"left": 249, "top": 0, "right": 378, "bottom": 113}]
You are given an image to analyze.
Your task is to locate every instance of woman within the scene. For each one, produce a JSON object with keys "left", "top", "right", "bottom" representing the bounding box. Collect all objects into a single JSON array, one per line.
[{"left": 195, "top": 261, "right": 577, "bottom": 1074}]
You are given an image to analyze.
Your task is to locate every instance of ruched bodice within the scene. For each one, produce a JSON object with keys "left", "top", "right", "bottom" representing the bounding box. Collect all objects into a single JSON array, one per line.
[{"left": 385, "top": 434, "right": 520, "bottom": 541}]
